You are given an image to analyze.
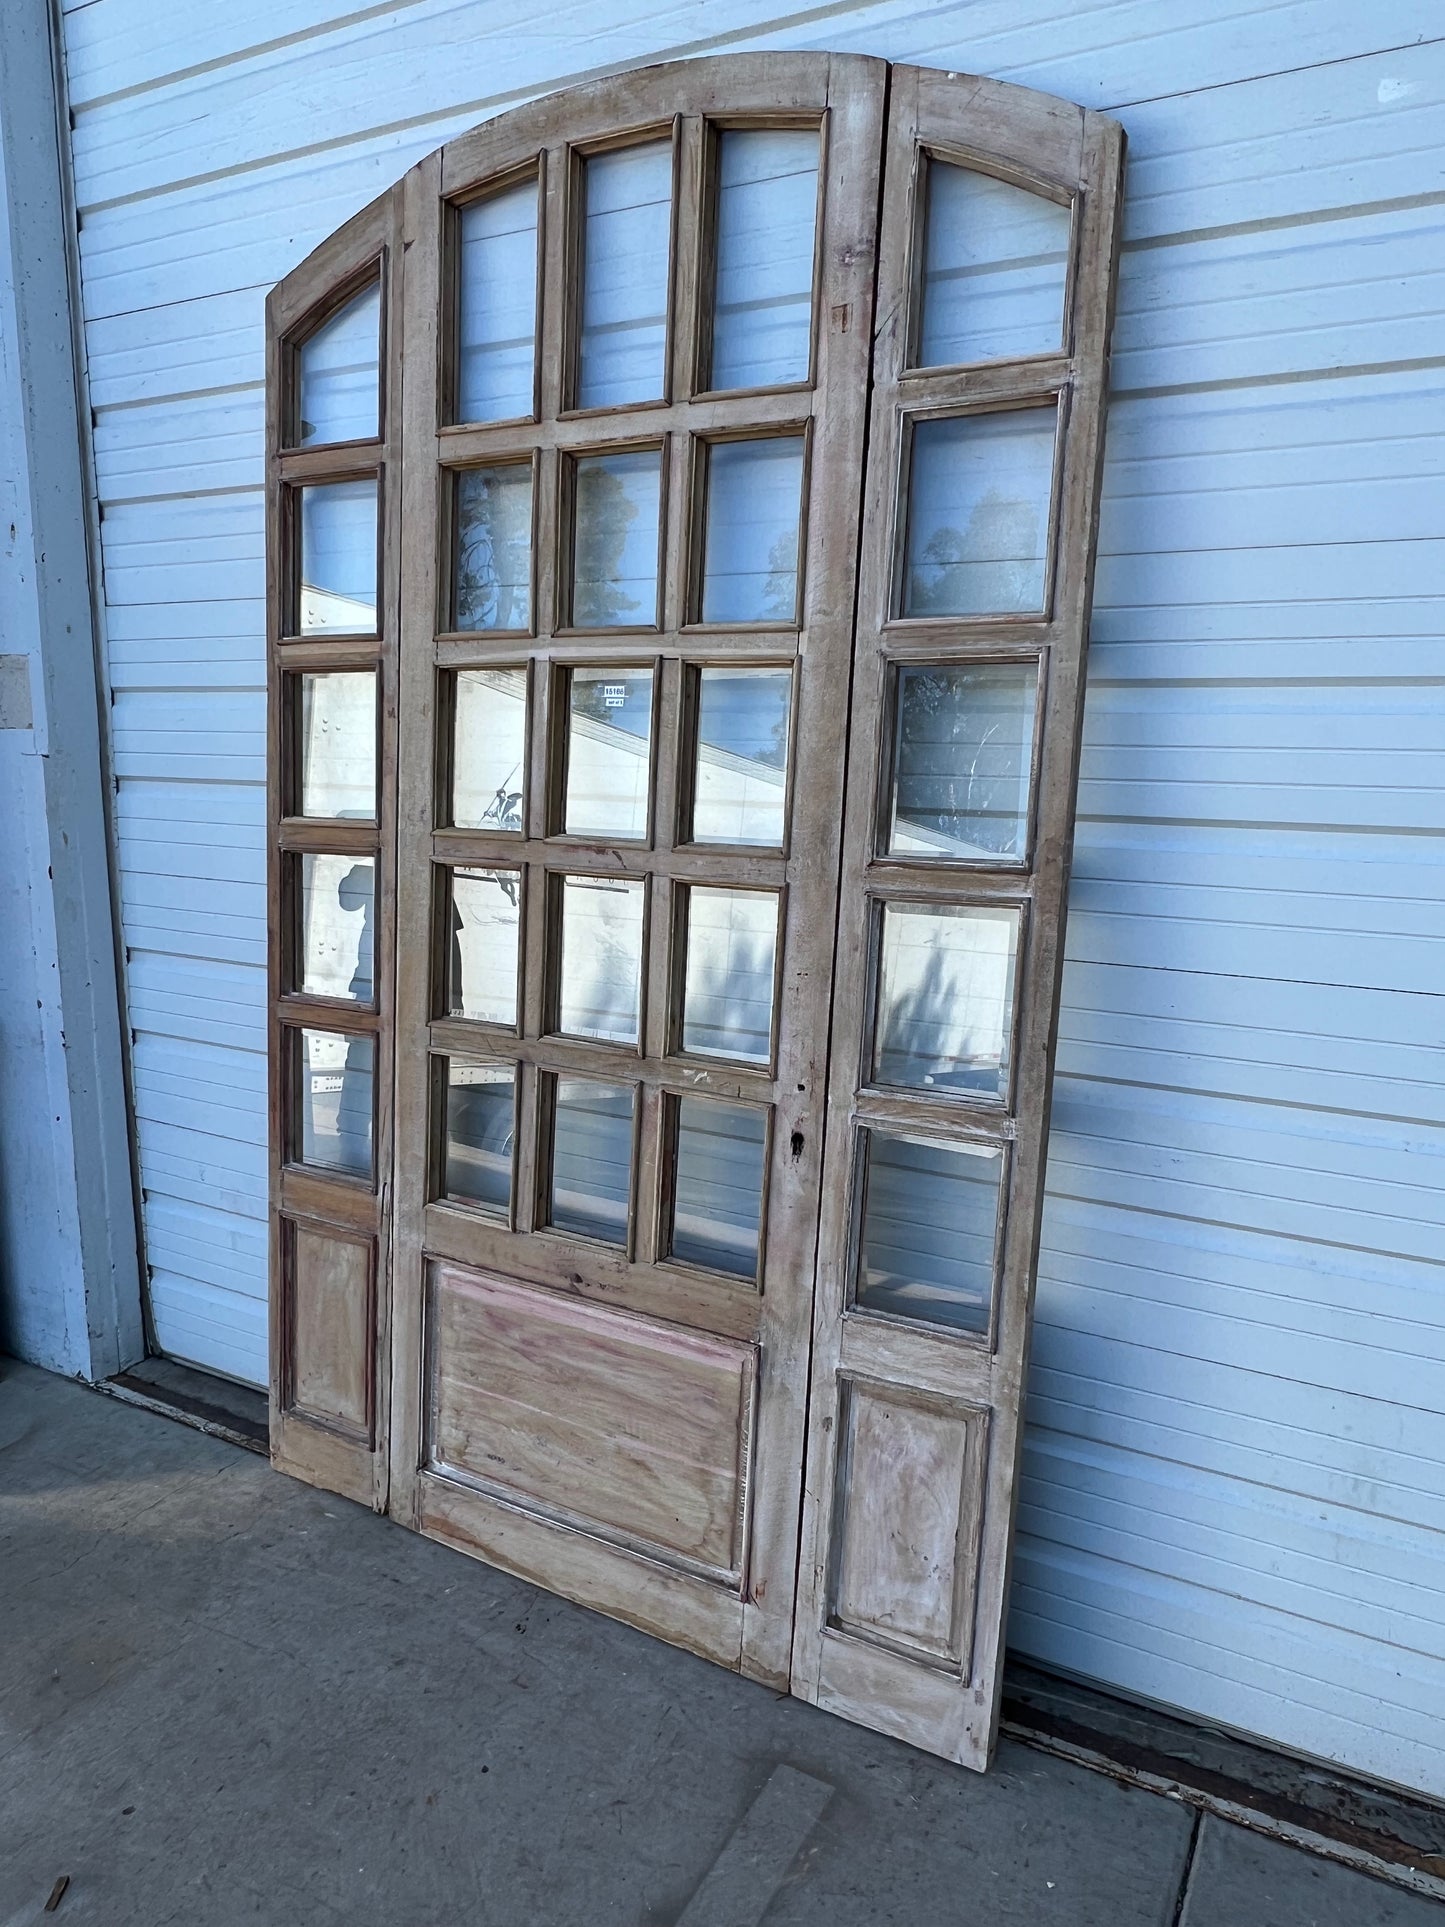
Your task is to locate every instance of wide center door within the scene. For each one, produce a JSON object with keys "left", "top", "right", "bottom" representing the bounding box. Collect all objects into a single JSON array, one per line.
[{"left": 387, "top": 57, "right": 885, "bottom": 1682}]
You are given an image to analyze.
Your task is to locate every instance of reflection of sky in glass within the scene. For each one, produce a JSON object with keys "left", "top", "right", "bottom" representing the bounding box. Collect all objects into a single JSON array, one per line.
[
  {"left": 918, "top": 163, "right": 1070, "bottom": 367},
  {"left": 299, "top": 479, "right": 377, "bottom": 633},
  {"left": 297, "top": 281, "right": 379, "bottom": 445},
  {"left": 456, "top": 179, "right": 538, "bottom": 423},
  {"left": 578, "top": 143, "right": 671, "bottom": 408},
  {"left": 711, "top": 129, "right": 817, "bottom": 390}
]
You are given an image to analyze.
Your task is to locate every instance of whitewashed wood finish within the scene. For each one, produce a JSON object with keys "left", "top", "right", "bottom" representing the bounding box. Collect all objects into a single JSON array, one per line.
[{"left": 60, "top": 0, "right": 1445, "bottom": 1798}]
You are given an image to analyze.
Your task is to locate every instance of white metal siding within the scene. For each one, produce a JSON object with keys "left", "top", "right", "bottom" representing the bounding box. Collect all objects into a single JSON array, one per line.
[{"left": 60, "top": 0, "right": 1445, "bottom": 1794}]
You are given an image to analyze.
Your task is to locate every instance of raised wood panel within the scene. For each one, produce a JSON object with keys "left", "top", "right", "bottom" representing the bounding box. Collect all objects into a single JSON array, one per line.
[
  {"left": 427, "top": 1264, "right": 756, "bottom": 1580},
  {"left": 284, "top": 1218, "right": 375, "bottom": 1440},
  {"left": 829, "top": 1380, "right": 987, "bottom": 1671}
]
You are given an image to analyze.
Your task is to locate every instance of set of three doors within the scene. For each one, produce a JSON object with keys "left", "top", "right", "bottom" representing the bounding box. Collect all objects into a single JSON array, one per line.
[{"left": 266, "top": 54, "right": 1123, "bottom": 1769}]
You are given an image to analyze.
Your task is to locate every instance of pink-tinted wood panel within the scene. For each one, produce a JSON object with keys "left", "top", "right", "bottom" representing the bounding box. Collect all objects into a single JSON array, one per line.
[{"left": 428, "top": 1263, "right": 756, "bottom": 1579}]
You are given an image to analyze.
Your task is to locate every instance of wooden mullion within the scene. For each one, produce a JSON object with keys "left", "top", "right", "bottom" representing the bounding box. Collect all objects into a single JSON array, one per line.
[
  {"left": 278, "top": 817, "right": 381, "bottom": 855},
  {"left": 276, "top": 639, "right": 382, "bottom": 673},
  {"left": 427, "top": 1018, "right": 777, "bottom": 1099},
  {"left": 897, "top": 356, "right": 1070, "bottom": 411},
  {"left": 280, "top": 1166, "right": 382, "bottom": 1236},
  {"left": 278, "top": 995, "right": 383, "bottom": 1036},
  {"left": 437, "top": 631, "right": 802, "bottom": 669},
  {"left": 861, "top": 862, "right": 1033, "bottom": 901},
  {"left": 423, "top": 1200, "right": 762, "bottom": 1342},
  {"left": 439, "top": 390, "right": 811, "bottom": 465},
  {"left": 277, "top": 441, "right": 383, "bottom": 485}
]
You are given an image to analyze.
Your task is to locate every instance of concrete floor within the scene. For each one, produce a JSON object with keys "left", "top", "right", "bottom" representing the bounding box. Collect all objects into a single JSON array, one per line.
[{"left": 2, "top": 1357, "right": 1442, "bottom": 1927}]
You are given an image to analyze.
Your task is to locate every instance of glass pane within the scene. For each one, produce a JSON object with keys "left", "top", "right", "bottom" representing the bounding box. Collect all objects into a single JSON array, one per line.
[
  {"left": 689, "top": 666, "right": 790, "bottom": 848},
  {"left": 902, "top": 409, "right": 1056, "bottom": 618},
  {"left": 456, "top": 178, "right": 538, "bottom": 423},
  {"left": 298, "top": 479, "right": 377, "bottom": 633},
  {"left": 548, "top": 1076, "right": 634, "bottom": 1244},
  {"left": 299, "top": 854, "right": 374, "bottom": 1001},
  {"left": 670, "top": 1097, "right": 766, "bottom": 1280},
  {"left": 571, "top": 449, "right": 661, "bottom": 628},
  {"left": 298, "top": 671, "right": 375, "bottom": 819},
  {"left": 577, "top": 141, "right": 671, "bottom": 409},
  {"left": 454, "top": 465, "right": 532, "bottom": 631},
  {"left": 856, "top": 1131, "right": 1002, "bottom": 1334},
  {"left": 918, "top": 163, "right": 1071, "bottom": 368},
  {"left": 564, "top": 666, "right": 653, "bottom": 839},
  {"left": 874, "top": 902, "right": 1019, "bottom": 1100},
  {"left": 700, "top": 436, "right": 804, "bottom": 625},
  {"left": 443, "top": 1060, "right": 515, "bottom": 1213},
  {"left": 557, "top": 875, "right": 645, "bottom": 1046},
  {"left": 447, "top": 868, "right": 521, "bottom": 1026},
  {"left": 296, "top": 1027, "right": 373, "bottom": 1178},
  {"left": 887, "top": 662, "right": 1036, "bottom": 862},
  {"left": 710, "top": 129, "right": 818, "bottom": 390},
  {"left": 297, "top": 281, "right": 379, "bottom": 446},
  {"left": 681, "top": 886, "right": 777, "bottom": 1064},
  {"left": 452, "top": 667, "right": 527, "bottom": 832}
]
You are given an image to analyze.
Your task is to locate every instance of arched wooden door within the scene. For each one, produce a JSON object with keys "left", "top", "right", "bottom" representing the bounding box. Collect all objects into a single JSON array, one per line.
[{"left": 266, "top": 53, "right": 1123, "bottom": 1767}]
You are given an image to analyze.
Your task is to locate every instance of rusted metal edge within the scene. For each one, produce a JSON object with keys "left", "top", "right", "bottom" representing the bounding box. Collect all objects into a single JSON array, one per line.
[
  {"left": 1002, "top": 1663, "right": 1445, "bottom": 1904},
  {"left": 95, "top": 1371, "right": 268, "bottom": 1455}
]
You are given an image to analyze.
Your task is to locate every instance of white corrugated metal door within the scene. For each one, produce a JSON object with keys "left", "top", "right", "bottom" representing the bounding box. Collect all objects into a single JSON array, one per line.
[{"left": 60, "top": 0, "right": 1445, "bottom": 1795}]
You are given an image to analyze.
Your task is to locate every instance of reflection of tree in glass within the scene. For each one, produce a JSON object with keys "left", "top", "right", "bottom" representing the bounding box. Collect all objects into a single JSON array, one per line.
[
  {"left": 876, "top": 947, "right": 998, "bottom": 1094},
  {"left": 574, "top": 464, "right": 641, "bottom": 625},
  {"left": 907, "top": 490, "right": 1038, "bottom": 616},
  {"left": 455, "top": 469, "right": 530, "bottom": 629},
  {"left": 896, "top": 668, "right": 1022, "bottom": 857},
  {"left": 761, "top": 529, "right": 798, "bottom": 623}
]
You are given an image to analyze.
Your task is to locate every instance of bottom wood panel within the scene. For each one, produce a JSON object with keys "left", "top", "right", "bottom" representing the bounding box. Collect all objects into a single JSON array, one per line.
[
  {"left": 417, "top": 1471, "right": 747, "bottom": 1671},
  {"left": 285, "top": 1219, "right": 375, "bottom": 1441},
  {"left": 828, "top": 1380, "right": 987, "bottom": 1672},
  {"left": 426, "top": 1263, "right": 757, "bottom": 1582}
]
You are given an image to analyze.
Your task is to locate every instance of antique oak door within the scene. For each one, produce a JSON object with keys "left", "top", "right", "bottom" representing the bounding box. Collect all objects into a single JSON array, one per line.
[{"left": 267, "top": 54, "right": 1122, "bottom": 1761}]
